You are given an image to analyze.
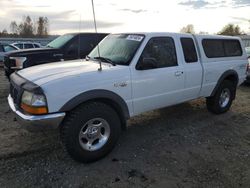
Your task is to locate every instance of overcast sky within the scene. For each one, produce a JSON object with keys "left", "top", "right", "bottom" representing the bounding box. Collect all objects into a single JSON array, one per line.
[{"left": 0, "top": 0, "right": 250, "bottom": 35}]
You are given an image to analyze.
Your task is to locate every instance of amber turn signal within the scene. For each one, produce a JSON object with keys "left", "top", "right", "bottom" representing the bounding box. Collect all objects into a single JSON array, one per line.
[{"left": 21, "top": 103, "right": 48, "bottom": 115}]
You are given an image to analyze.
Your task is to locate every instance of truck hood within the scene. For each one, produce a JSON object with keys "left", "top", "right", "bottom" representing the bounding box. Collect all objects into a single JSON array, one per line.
[
  {"left": 6, "top": 47, "right": 58, "bottom": 57},
  {"left": 17, "top": 59, "right": 125, "bottom": 86}
]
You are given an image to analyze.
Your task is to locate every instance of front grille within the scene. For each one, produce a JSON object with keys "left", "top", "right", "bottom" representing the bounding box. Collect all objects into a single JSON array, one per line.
[
  {"left": 10, "top": 81, "right": 19, "bottom": 105},
  {"left": 4, "top": 56, "right": 16, "bottom": 76},
  {"left": 9, "top": 74, "right": 24, "bottom": 106},
  {"left": 4, "top": 56, "right": 10, "bottom": 68},
  {"left": 10, "top": 83, "right": 18, "bottom": 104}
]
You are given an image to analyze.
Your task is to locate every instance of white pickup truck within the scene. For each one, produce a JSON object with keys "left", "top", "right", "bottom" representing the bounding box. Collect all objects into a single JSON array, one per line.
[{"left": 8, "top": 32, "right": 248, "bottom": 162}]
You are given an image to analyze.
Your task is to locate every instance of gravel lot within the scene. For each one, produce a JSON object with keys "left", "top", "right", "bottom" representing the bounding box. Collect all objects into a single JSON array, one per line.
[{"left": 0, "top": 68, "right": 250, "bottom": 188}]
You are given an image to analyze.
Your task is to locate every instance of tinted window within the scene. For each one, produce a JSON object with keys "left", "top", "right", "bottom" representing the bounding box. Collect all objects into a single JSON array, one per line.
[
  {"left": 181, "top": 38, "right": 198, "bottom": 63},
  {"left": 80, "top": 35, "right": 96, "bottom": 52},
  {"left": 15, "top": 44, "right": 23, "bottom": 49},
  {"left": 0, "top": 45, "right": 3, "bottom": 52},
  {"left": 80, "top": 34, "right": 107, "bottom": 53},
  {"left": 66, "top": 39, "right": 78, "bottom": 57},
  {"left": 24, "top": 43, "right": 34, "bottom": 49},
  {"left": 224, "top": 40, "right": 242, "bottom": 56},
  {"left": 202, "top": 39, "right": 242, "bottom": 58},
  {"left": 202, "top": 39, "right": 224, "bottom": 58},
  {"left": 33, "top": 44, "right": 40, "bottom": 48},
  {"left": 137, "top": 37, "right": 177, "bottom": 69}
]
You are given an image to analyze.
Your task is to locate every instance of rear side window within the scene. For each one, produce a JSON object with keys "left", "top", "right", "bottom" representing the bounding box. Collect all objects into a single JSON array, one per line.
[
  {"left": 34, "top": 44, "right": 40, "bottom": 48},
  {"left": 24, "top": 43, "right": 34, "bottom": 49},
  {"left": 202, "top": 39, "right": 242, "bottom": 58},
  {"left": 224, "top": 40, "right": 242, "bottom": 57},
  {"left": 15, "top": 44, "right": 23, "bottom": 49},
  {"left": 180, "top": 38, "right": 198, "bottom": 63}
]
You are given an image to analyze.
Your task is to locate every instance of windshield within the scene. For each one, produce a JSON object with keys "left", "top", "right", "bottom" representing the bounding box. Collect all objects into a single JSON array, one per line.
[
  {"left": 47, "top": 34, "right": 75, "bottom": 48},
  {"left": 88, "top": 34, "right": 144, "bottom": 65}
]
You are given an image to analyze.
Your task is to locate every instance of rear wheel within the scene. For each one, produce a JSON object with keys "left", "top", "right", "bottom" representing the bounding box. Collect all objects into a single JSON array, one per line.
[
  {"left": 61, "top": 102, "right": 121, "bottom": 163},
  {"left": 206, "top": 80, "right": 236, "bottom": 114}
]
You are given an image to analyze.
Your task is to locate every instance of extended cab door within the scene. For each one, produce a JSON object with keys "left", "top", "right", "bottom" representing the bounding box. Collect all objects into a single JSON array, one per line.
[
  {"left": 131, "top": 36, "right": 185, "bottom": 115},
  {"left": 179, "top": 36, "right": 203, "bottom": 100}
]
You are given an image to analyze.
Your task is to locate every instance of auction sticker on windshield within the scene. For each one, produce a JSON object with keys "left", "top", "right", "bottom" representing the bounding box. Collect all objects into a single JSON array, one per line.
[{"left": 126, "top": 35, "right": 144, "bottom": 42}]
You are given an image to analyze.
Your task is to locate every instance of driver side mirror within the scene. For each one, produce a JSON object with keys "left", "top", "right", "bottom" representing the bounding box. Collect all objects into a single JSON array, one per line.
[{"left": 136, "top": 57, "right": 158, "bottom": 70}]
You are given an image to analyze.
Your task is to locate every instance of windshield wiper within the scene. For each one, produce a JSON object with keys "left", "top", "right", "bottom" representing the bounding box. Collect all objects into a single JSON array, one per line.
[{"left": 94, "top": 56, "right": 116, "bottom": 66}]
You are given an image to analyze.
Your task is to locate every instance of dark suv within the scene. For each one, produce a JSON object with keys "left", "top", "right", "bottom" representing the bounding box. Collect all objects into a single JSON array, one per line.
[{"left": 4, "top": 33, "right": 108, "bottom": 78}]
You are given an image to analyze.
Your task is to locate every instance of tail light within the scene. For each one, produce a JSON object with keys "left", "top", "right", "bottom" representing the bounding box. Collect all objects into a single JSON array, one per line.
[{"left": 247, "top": 63, "right": 250, "bottom": 73}]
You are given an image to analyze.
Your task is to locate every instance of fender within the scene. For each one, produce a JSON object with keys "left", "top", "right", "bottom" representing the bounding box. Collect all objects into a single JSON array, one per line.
[
  {"left": 59, "top": 89, "right": 130, "bottom": 120},
  {"left": 210, "top": 70, "right": 239, "bottom": 97}
]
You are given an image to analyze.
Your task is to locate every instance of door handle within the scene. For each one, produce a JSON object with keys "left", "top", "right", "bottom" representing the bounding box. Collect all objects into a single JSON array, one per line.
[{"left": 175, "top": 71, "right": 183, "bottom": 77}]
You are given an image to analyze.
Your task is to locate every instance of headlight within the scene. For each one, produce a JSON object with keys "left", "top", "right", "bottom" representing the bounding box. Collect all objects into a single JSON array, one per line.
[
  {"left": 21, "top": 91, "right": 48, "bottom": 115},
  {"left": 10, "top": 57, "right": 27, "bottom": 69}
]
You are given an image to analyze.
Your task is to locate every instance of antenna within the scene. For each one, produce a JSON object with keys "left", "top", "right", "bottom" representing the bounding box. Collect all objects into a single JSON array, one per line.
[
  {"left": 91, "top": 0, "right": 102, "bottom": 71},
  {"left": 78, "top": 14, "right": 81, "bottom": 59}
]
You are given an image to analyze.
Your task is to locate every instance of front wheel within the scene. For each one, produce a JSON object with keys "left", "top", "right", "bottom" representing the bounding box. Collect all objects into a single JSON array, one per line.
[
  {"left": 61, "top": 102, "right": 121, "bottom": 163},
  {"left": 206, "top": 80, "right": 236, "bottom": 114}
]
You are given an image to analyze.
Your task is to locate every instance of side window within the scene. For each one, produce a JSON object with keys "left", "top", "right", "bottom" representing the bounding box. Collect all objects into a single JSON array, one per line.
[
  {"left": 33, "top": 44, "right": 40, "bottom": 48},
  {"left": 137, "top": 37, "right": 177, "bottom": 70},
  {"left": 66, "top": 39, "right": 79, "bottom": 56},
  {"left": 180, "top": 38, "right": 198, "bottom": 63},
  {"left": 15, "top": 44, "right": 23, "bottom": 49},
  {"left": 224, "top": 40, "right": 242, "bottom": 56},
  {"left": 202, "top": 39, "right": 224, "bottom": 58},
  {"left": 24, "top": 43, "right": 34, "bottom": 49},
  {"left": 80, "top": 35, "right": 95, "bottom": 52},
  {"left": 0, "top": 45, "right": 3, "bottom": 52},
  {"left": 202, "top": 39, "right": 242, "bottom": 58}
]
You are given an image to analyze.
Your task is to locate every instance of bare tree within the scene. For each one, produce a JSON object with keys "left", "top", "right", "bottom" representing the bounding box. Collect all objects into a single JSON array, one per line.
[
  {"left": 0, "top": 29, "right": 8, "bottom": 37},
  {"left": 9, "top": 21, "right": 18, "bottom": 34},
  {"left": 37, "top": 17, "right": 49, "bottom": 37},
  {"left": 2, "top": 15, "right": 50, "bottom": 38},
  {"left": 19, "top": 16, "right": 35, "bottom": 37},
  {"left": 180, "top": 24, "right": 195, "bottom": 34}
]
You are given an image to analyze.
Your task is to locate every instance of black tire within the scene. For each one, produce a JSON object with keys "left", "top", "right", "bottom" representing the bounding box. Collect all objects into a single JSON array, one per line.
[
  {"left": 61, "top": 102, "right": 121, "bottom": 163},
  {"left": 206, "top": 80, "right": 236, "bottom": 114}
]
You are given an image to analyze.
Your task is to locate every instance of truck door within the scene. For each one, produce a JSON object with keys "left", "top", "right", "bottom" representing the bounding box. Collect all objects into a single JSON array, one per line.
[
  {"left": 131, "top": 36, "right": 185, "bottom": 115},
  {"left": 179, "top": 37, "right": 203, "bottom": 100}
]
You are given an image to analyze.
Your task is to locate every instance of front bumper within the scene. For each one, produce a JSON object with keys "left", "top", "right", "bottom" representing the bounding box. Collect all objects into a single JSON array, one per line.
[{"left": 8, "top": 95, "right": 65, "bottom": 131}]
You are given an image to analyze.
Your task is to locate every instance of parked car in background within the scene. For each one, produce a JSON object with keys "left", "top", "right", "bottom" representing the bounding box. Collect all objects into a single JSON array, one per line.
[
  {"left": 245, "top": 47, "right": 250, "bottom": 83},
  {"left": 4, "top": 33, "right": 108, "bottom": 78},
  {"left": 0, "top": 43, "right": 19, "bottom": 67},
  {"left": 11, "top": 42, "right": 41, "bottom": 49}
]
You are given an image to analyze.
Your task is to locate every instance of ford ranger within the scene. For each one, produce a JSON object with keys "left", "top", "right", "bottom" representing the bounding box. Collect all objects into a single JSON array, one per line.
[{"left": 8, "top": 32, "right": 248, "bottom": 162}]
